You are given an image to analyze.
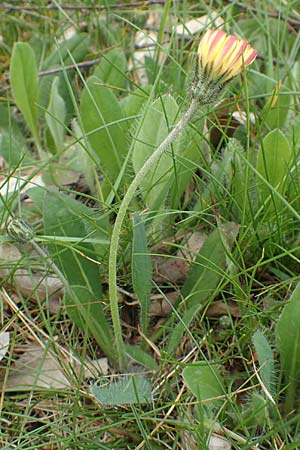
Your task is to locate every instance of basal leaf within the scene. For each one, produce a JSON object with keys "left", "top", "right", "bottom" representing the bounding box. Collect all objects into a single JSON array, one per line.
[
  {"left": 167, "top": 223, "right": 239, "bottom": 354},
  {"left": 181, "top": 223, "right": 239, "bottom": 306},
  {"left": 10, "top": 42, "right": 39, "bottom": 146},
  {"left": 257, "top": 129, "right": 291, "bottom": 208},
  {"left": 276, "top": 281, "right": 300, "bottom": 412},
  {"left": 169, "top": 123, "right": 202, "bottom": 210},
  {"left": 132, "top": 94, "right": 179, "bottom": 212},
  {"left": 183, "top": 362, "right": 225, "bottom": 408},
  {"left": 262, "top": 83, "right": 291, "bottom": 129},
  {"left": 252, "top": 329, "right": 276, "bottom": 395},
  {"left": 120, "top": 88, "right": 150, "bottom": 118},
  {"left": 91, "top": 375, "right": 152, "bottom": 406},
  {"left": 29, "top": 188, "right": 114, "bottom": 362},
  {"left": 132, "top": 212, "right": 152, "bottom": 333},
  {"left": 45, "top": 77, "right": 66, "bottom": 153},
  {"left": 39, "top": 34, "right": 90, "bottom": 120},
  {"left": 93, "top": 47, "right": 127, "bottom": 90},
  {"left": 125, "top": 344, "right": 158, "bottom": 371},
  {"left": 80, "top": 76, "right": 128, "bottom": 185}
]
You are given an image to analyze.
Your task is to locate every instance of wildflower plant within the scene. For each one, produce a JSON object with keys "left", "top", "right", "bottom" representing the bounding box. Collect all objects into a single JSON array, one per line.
[{"left": 108, "top": 28, "right": 258, "bottom": 370}]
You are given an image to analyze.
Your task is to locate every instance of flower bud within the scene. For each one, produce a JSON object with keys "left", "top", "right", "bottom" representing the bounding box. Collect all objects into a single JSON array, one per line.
[{"left": 191, "top": 29, "right": 257, "bottom": 104}]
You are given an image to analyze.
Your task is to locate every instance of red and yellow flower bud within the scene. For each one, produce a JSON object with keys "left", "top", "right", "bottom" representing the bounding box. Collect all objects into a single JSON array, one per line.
[
  {"left": 191, "top": 29, "right": 257, "bottom": 104},
  {"left": 198, "top": 29, "right": 257, "bottom": 83}
]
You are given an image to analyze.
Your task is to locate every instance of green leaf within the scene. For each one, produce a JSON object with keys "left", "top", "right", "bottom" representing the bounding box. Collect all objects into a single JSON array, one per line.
[
  {"left": 45, "top": 77, "right": 66, "bottom": 153},
  {"left": 10, "top": 42, "right": 40, "bottom": 146},
  {"left": 120, "top": 88, "right": 150, "bottom": 119},
  {"left": 287, "top": 115, "right": 300, "bottom": 210},
  {"left": 65, "top": 286, "right": 115, "bottom": 363},
  {"left": 257, "top": 129, "right": 291, "bottom": 207},
  {"left": 29, "top": 188, "right": 115, "bottom": 362},
  {"left": 183, "top": 362, "right": 225, "bottom": 408},
  {"left": 132, "top": 212, "right": 152, "bottom": 333},
  {"left": 0, "top": 105, "right": 30, "bottom": 165},
  {"left": 193, "top": 140, "right": 236, "bottom": 216},
  {"left": 132, "top": 94, "right": 179, "bottom": 211},
  {"left": 39, "top": 34, "right": 90, "bottom": 121},
  {"left": 262, "top": 84, "right": 291, "bottom": 129},
  {"left": 228, "top": 139, "right": 248, "bottom": 219},
  {"left": 167, "top": 223, "right": 239, "bottom": 354},
  {"left": 181, "top": 223, "right": 239, "bottom": 306},
  {"left": 276, "top": 281, "right": 300, "bottom": 412},
  {"left": 80, "top": 76, "right": 128, "bottom": 185},
  {"left": 125, "top": 344, "right": 158, "bottom": 371},
  {"left": 252, "top": 330, "right": 276, "bottom": 395},
  {"left": 93, "top": 47, "right": 127, "bottom": 91},
  {"left": 91, "top": 375, "right": 152, "bottom": 406},
  {"left": 169, "top": 124, "right": 202, "bottom": 210}
]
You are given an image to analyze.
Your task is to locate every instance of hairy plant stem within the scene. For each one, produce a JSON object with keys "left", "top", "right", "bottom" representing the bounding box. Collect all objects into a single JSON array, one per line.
[{"left": 108, "top": 98, "right": 199, "bottom": 370}]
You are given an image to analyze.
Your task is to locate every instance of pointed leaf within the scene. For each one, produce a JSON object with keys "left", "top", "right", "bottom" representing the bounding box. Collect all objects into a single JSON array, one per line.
[
  {"left": 29, "top": 188, "right": 114, "bottom": 361},
  {"left": 93, "top": 47, "right": 127, "bottom": 90},
  {"left": 125, "top": 344, "right": 158, "bottom": 371},
  {"left": 132, "top": 95, "right": 179, "bottom": 211},
  {"left": 182, "top": 223, "right": 239, "bottom": 306},
  {"left": 257, "top": 129, "right": 291, "bottom": 205},
  {"left": 276, "top": 282, "right": 300, "bottom": 411},
  {"left": 45, "top": 77, "right": 66, "bottom": 153},
  {"left": 40, "top": 34, "right": 90, "bottom": 122},
  {"left": 167, "top": 223, "right": 239, "bottom": 354},
  {"left": 132, "top": 212, "right": 152, "bottom": 333},
  {"left": 252, "top": 329, "right": 275, "bottom": 395},
  {"left": 80, "top": 76, "right": 128, "bottom": 183},
  {"left": 183, "top": 362, "right": 225, "bottom": 407}
]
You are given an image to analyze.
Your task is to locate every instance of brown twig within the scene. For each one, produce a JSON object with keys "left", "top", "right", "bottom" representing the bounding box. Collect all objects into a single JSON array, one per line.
[
  {"left": 1, "top": 0, "right": 185, "bottom": 12},
  {"left": 224, "top": 0, "right": 300, "bottom": 27}
]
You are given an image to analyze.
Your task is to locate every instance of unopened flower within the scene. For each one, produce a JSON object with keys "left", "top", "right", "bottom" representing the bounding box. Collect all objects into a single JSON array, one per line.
[{"left": 191, "top": 29, "right": 257, "bottom": 104}]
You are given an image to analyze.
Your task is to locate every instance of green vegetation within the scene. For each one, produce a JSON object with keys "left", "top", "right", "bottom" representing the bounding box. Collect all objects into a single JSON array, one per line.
[{"left": 1, "top": 0, "right": 300, "bottom": 448}]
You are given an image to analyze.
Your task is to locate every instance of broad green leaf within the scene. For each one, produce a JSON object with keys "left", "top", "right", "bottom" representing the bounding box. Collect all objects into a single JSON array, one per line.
[
  {"left": 10, "top": 42, "right": 39, "bottom": 146},
  {"left": 120, "top": 88, "right": 150, "bottom": 118},
  {"left": 29, "top": 188, "right": 114, "bottom": 362},
  {"left": 167, "top": 223, "right": 239, "bottom": 354},
  {"left": 262, "top": 83, "right": 291, "bottom": 129},
  {"left": 193, "top": 140, "right": 236, "bottom": 216},
  {"left": 252, "top": 330, "right": 276, "bottom": 395},
  {"left": 0, "top": 105, "right": 30, "bottom": 164},
  {"left": 287, "top": 116, "right": 300, "bottom": 211},
  {"left": 132, "top": 212, "right": 152, "bottom": 333},
  {"left": 228, "top": 139, "right": 248, "bottom": 219},
  {"left": 93, "top": 47, "right": 127, "bottom": 90},
  {"left": 45, "top": 77, "right": 66, "bottom": 153},
  {"left": 288, "top": 114, "right": 300, "bottom": 150},
  {"left": 39, "top": 34, "right": 90, "bottom": 120},
  {"left": 183, "top": 362, "right": 225, "bottom": 407},
  {"left": 125, "top": 344, "right": 158, "bottom": 371},
  {"left": 276, "top": 281, "right": 300, "bottom": 412},
  {"left": 257, "top": 129, "right": 291, "bottom": 205},
  {"left": 42, "top": 190, "right": 105, "bottom": 289},
  {"left": 80, "top": 76, "right": 128, "bottom": 184},
  {"left": 65, "top": 286, "right": 116, "bottom": 364},
  {"left": 132, "top": 95, "right": 179, "bottom": 211},
  {"left": 181, "top": 223, "right": 239, "bottom": 306},
  {"left": 0, "top": 130, "right": 28, "bottom": 166},
  {"left": 91, "top": 375, "right": 152, "bottom": 405},
  {"left": 169, "top": 124, "right": 202, "bottom": 210},
  {"left": 242, "top": 392, "right": 270, "bottom": 428}
]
